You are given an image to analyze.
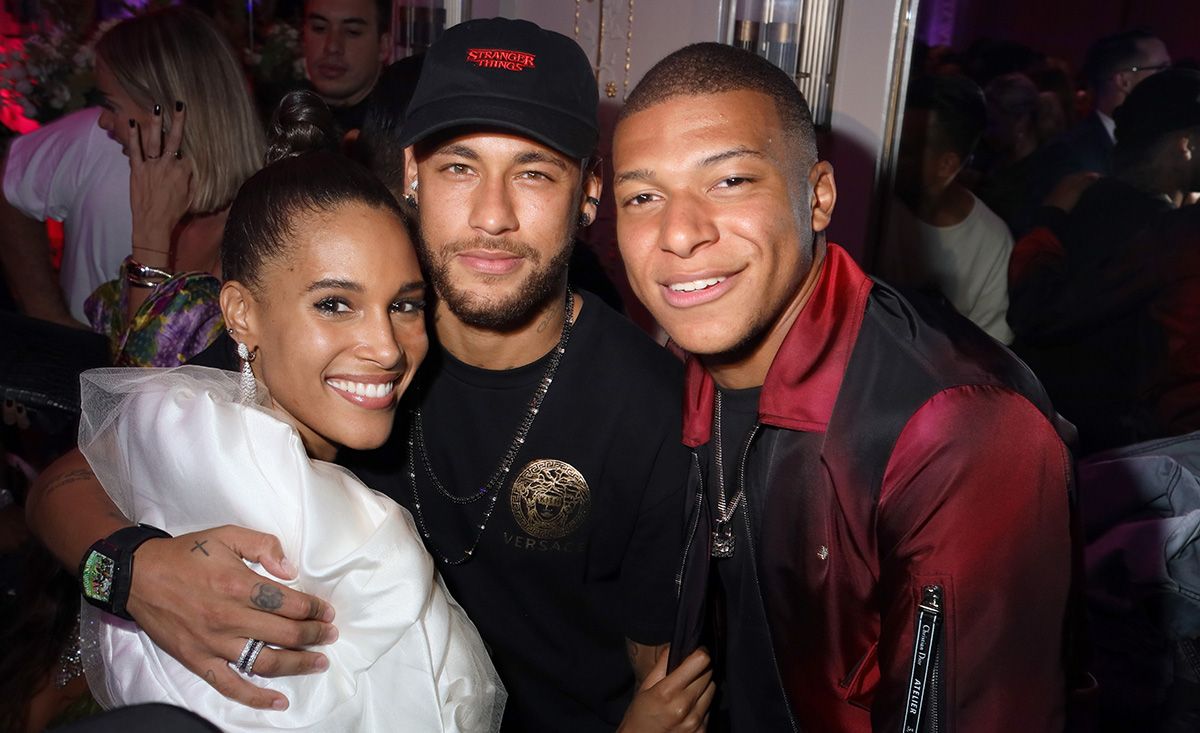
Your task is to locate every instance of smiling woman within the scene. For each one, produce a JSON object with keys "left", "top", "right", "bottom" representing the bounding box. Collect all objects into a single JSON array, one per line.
[{"left": 71, "top": 91, "right": 505, "bottom": 731}]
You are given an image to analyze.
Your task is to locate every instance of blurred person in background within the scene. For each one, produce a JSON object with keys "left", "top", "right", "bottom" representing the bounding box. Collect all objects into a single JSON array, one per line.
[
  {"left": 1, "top": 108, "right": 130, "bottom": 328},
  {"left": 86, "top": 6, "right": 265, "bottom": 367},
  {"left": 882, "top": 74, "right": 1015, "bottom": 343},
  {"left": 301, "top": 0, "right": 390, "bottom": 136},
  {"left": 1010, "top": 68, "right": 1200, "bottom": 454}
]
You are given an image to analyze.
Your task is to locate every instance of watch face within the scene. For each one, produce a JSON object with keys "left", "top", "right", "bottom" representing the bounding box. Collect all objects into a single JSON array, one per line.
[{"left": 82, "top": 550, "right": 116, "bottom": 602}]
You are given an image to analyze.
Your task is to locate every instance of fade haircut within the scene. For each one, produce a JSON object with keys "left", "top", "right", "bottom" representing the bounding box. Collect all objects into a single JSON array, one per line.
[
  {"left": 906, "top": 75, "right": 987, "bottom": 159},
  {"left": 1082, "top": 29, "right": 1160, "bottom": 89},
  {"left": 621, "top": 43, "right": 818, "bottom": 174}
]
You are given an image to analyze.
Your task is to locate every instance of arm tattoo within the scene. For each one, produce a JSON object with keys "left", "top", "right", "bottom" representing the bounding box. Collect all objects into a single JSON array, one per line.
[
  {"left": 41, "top": 468, "right": 96, "bottom": 497},
  {"left": 251, "top": 582, "right": 284, "bottom": 611},
  {"left": 191, "top": 540, "right": 210, "bottom": 556}
]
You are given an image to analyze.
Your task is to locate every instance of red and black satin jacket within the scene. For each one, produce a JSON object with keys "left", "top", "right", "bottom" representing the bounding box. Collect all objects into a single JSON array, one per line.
[{"left": 672, "top": 244, "right": 1077, "bottom": 731}]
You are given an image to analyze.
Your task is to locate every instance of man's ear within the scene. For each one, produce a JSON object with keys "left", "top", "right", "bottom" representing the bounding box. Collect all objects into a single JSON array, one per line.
[
  {"left": 1178, "top": 131, "right": 1195, "bottom": 160},
  {"left": 808, "top": 161, "right": 837, "bottom": 233},
  {"left": 378, "top": 32, "right": 392, "bottom": 64},
  {"left": 580, "top": 157, "right": 604, "bottom": 218},
  {"left": 220, "top": 281, "right": 260, "bottom": 347},
  {"left": 403, "top": 147, "right": 418, "bottom": 204},
  {"left": 1113, "top": 70, "right": 1134, "bottom": 95}
]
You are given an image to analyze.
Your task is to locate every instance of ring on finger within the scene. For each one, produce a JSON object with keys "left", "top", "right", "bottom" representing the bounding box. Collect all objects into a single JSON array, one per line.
[
  {"left": 235, "top": 637, "right": 261, "bottom": 671},
  {"left": 241, "top": 639, "right": 266, "bottom": 676},
  {"left": 171, "top": 150, "right": 183, "bottom": 160},
  {"left": 145, "top": 153, "right": 161, "bottom": 160}
]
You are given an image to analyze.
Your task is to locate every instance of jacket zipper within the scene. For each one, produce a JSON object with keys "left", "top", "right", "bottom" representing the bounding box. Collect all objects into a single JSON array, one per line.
[
  {"left": 675, "top": 451, "right": 706, "bottom": 595},
  {"left": 929, "top": 629, "right": 942, "bottom": 733},
  {"left": 901, "top": 584, "right": 944, "bottom": 733},
  {"left": 736, "top": 425, "right": 800, "bottom": 732}
]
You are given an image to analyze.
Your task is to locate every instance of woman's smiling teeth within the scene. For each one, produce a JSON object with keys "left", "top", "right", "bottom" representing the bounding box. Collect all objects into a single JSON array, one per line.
[
  {"left": 669, "top": 276, "right": 726, "bottom": 292},
  {"left": 326, "top": 379, "right": 396, "bottom": 399}
]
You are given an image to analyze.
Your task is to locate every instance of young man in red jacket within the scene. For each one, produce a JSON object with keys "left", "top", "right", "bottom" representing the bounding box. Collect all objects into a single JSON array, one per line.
[{"left": 613, "top": 42, "right": 1078, "bottom": 731}]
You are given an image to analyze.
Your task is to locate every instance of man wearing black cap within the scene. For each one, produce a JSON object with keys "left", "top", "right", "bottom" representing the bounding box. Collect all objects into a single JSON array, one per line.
[
  {"left": 25, "top": 17, "right": 709, "bottom": 733},
  {"left": 363, "top": 17, "right": 708, "bottom": 730},
  {"left": 1011, "top": 68, "right": 1200, "bottom": 454}
]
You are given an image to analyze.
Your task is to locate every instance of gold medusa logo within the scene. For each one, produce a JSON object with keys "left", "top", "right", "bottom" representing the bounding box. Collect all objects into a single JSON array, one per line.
[{"left": 509, "top": 459, "right": 591, "bottom": 539}]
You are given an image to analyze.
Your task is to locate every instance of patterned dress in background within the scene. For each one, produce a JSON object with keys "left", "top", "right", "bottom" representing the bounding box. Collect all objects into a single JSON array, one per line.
[{"left": 85, "top": 260, "right": 224, "bottom": 368}]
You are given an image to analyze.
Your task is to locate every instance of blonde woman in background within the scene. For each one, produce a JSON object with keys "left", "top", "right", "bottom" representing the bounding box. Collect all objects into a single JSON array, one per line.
[{"left": 87, "top": 6, "right": 265, "bottom": 367}]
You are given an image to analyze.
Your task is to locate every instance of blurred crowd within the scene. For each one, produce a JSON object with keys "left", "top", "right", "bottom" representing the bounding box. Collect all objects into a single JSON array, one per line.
[{"left": 879, "top": 29, "right": 1200, "bottom": 458}]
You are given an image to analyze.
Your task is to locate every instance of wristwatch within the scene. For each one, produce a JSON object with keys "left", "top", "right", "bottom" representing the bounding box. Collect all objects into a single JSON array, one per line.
[{"left": 79, "top": 524, "right": 171, "bottom": 620}]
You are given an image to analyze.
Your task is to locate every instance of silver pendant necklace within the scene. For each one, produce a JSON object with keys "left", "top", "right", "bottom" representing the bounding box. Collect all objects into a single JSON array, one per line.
[
  {"left": 711, "top": 391, "right": 743, "bottom": 558},
  {"left": 407, "top": 289, "right": 575, "bottom": 565}
]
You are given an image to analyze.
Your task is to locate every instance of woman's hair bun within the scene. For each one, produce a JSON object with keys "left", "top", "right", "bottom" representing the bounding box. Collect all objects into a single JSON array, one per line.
[{"left": 265, "top": 90, "right": 340, "bottom": 165}]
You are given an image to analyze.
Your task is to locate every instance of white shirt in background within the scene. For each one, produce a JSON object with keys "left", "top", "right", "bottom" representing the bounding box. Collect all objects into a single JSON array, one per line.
[
  {"left": 3, "top": 107, "right": 131, "bottom": 321},
  {"left": 882, "top": 193, "right": 1016, "bottom": 344}
]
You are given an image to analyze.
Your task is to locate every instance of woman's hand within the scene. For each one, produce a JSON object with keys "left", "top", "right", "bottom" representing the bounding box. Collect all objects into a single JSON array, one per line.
[
  {"left": 129, "top": 101, "right": 192, "bottom": 266},
  {"left": 618, "top": 647, "right": 715, "bottom": 732}
]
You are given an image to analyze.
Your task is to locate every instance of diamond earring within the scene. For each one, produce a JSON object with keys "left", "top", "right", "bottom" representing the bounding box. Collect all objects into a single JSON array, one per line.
[{"left": 236, "top": 341, "right": 258, "bottom": 402}]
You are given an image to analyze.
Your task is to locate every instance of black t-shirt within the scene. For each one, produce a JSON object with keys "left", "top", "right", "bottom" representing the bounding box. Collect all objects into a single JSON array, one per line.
[
  {"left": 706, "top": 386, "right": 794, "bottom": 731},
  {"left": 353, "top": 293, "right": 690, "bottom": 732}
]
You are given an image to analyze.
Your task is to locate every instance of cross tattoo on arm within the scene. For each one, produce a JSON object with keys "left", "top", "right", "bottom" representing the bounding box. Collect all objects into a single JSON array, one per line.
[{"left": 191, "top": 540, "right": 209, "bottom": 556}]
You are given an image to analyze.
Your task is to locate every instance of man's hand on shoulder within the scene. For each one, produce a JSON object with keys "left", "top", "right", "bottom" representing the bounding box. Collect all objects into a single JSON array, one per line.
[{"left": 127, "top": 525, "right": 338, "bottom": 710}]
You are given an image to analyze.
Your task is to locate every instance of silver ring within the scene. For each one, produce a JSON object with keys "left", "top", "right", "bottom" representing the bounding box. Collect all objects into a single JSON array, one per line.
[
  {"left": 235, "top": 638, "right": 262, "bottom": 672},
  {"left": 241, "top": 639, "right": 266, "bottom": 676},
  {"left": 145, "top": 153, "right": 160, "bottom": 160}
]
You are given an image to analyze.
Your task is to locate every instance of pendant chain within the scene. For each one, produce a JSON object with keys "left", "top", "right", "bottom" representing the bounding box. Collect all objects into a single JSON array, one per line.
[{"left": 407, "top": 290, "right": 576, "bottom": 565}]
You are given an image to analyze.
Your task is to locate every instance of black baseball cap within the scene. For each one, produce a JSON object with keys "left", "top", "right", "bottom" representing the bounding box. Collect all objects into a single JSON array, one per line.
[
  {"left": 399, "top": 18, "right": 598, "bottom": 159},
  {"left": 1114, "top": 68, "right": 1200, "bottom": 148}
]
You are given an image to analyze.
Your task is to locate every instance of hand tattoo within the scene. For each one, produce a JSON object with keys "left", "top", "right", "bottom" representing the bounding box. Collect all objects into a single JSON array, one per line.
[
  {"left": 251, "top": 582, "right": 284, "bottom": 611},
  {"left": 204, "top": 669, "right": 217, "bottom": 686},
  {"left": 191, "top": 540, "right": 210, "bottom": 556}
]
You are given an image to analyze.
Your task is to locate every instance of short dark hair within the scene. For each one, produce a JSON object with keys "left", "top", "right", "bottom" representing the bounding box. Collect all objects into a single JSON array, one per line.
[
  {"left": 354, "top": 54, "right": 425, "bottom": 194},
  {"left": 906, "top": 75, "right": 987, "bottom": 159},
  {"left": 303, "top": 0, "right": 391, "bottom": 35},
  {"left": 621, "top": 42, "right": 818, "bottom": 172},
  {"left": 222, "top": 91, "right": 403, "bottom": 288},
  {"left": 1082, "top": 29, "right": 1160, "bottom": 88},
  {"left": 374, "top": 0, "right": 390, "bottom": 34}
]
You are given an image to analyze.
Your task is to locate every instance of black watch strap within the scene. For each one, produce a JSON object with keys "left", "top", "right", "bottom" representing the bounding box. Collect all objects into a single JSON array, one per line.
[{"left": 79, "top": 523, "right": 171, "bottom": 620}]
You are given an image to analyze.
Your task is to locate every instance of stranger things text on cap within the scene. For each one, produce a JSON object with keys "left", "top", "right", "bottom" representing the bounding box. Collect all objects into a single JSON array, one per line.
[{"left": 399, "top": 17, "right": 599, "bottom": 159}]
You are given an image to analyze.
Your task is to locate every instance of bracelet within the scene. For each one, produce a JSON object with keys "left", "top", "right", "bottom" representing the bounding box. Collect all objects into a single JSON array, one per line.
[
  {"left": 125, "top": 256, "right": 173, "bottom": 288},
  {"left": 79, "top": 523, "right": 172, "bottom": 620}
]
